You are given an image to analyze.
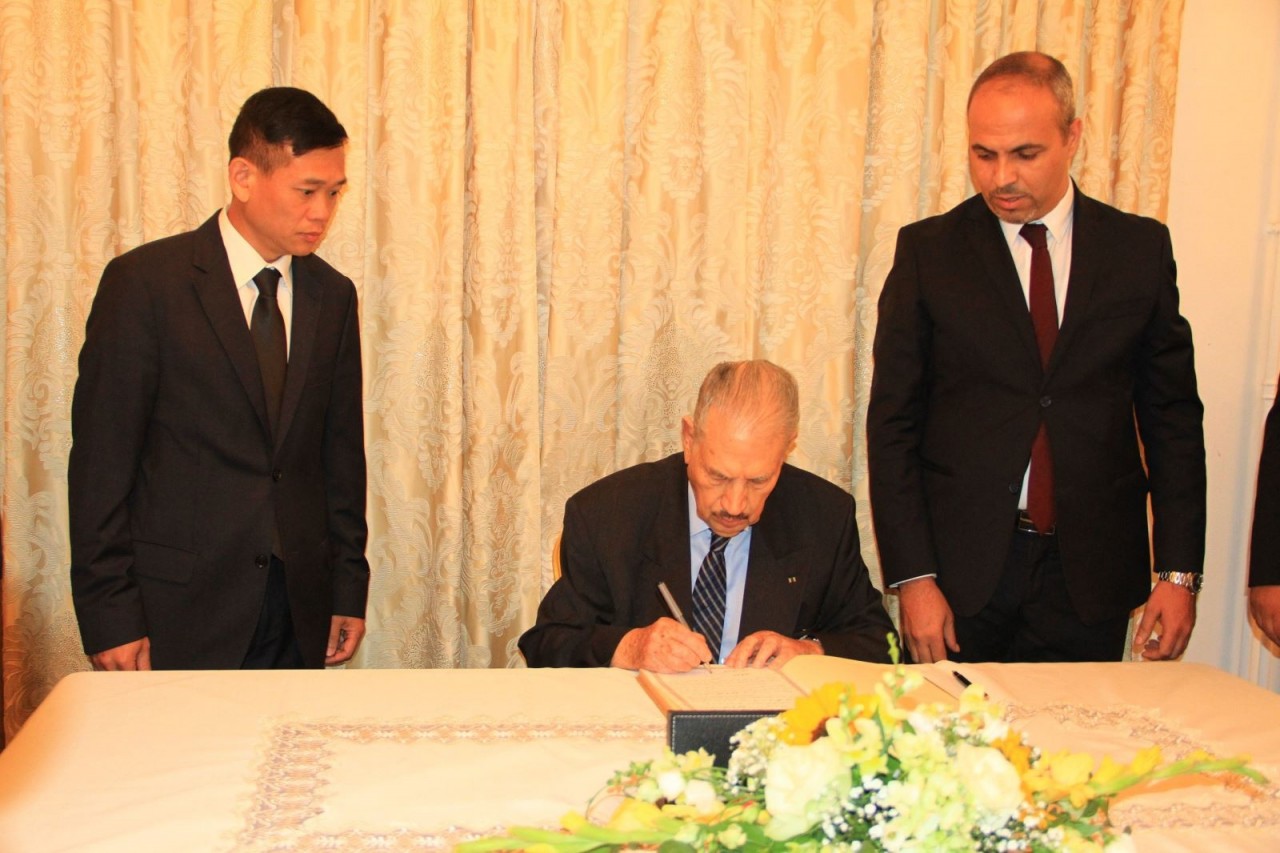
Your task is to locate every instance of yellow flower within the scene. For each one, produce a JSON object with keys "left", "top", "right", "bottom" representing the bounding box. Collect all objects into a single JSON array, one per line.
[
  {"left": 779, "top": 683, "right": 854, "bottom": 744},
  {"left": 1129, "top": 746, "right": 1162, "bottom": 777},
  {"left": 1090, "top": 755, "right": 1127, "bottom": 788},
  {"left": 843, "top": 717, "right": 888, "bottom": 776},
  {"left": 1024, "top": 751, "right": 1098, "bottom": 809},
  {"left": 1049, "top": 751, "right": 1094, "bottom": 788},
  {"left": 992, "top": 732, "right": 1032, "bottom": 775},
  {"left": 604, "top": 798, "right": 663, "bottom": 830}
]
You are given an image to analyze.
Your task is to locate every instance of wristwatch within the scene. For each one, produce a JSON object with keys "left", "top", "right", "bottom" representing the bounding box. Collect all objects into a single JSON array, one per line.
[
  {"left": 799, "top": 633, "right": 824, "bottom": 653},
  {"left": 1156, "top": 571, "right": 1203, "bottom": 595}
]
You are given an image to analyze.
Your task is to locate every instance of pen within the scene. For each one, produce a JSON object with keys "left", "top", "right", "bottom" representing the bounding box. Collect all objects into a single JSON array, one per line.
[
  {"left": 952, "top": 670, "right": 986, "bottom": 697},
  {"left": 656, "top": 582, "right": 713, "bottom": 670}
]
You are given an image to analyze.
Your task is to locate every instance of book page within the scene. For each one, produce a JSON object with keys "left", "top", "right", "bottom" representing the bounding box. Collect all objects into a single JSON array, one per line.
[
  {"left": 781, "top": 655, "right": 895, "bottom": 693},
  {"left": 637, "top": 667, "right": 805, "bottom": 713},
  {"left": 782, "top": 655, "right": 956, "bottom": 708}
]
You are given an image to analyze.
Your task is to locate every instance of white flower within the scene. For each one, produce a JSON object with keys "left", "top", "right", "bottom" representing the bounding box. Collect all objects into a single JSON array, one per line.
[
  {"left": 955, "top": 743, "right": 1024, "bottom": 814},
  {"left": 763, "top": 738, "right": 851, "bottom": 840},
  {"left": 683, "top": 779, "right": 722, "bottom": 815},
  {"left": 634, "top": 777, "right": 660, "bottom": 802},
  {"left": 656, "top": 769, "right": 685, "bottom": 801}
]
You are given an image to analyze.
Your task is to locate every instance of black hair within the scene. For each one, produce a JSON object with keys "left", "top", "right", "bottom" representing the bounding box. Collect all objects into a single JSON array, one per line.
[{"left": 228, "top": 87, "right": 347, "bottom": 171}]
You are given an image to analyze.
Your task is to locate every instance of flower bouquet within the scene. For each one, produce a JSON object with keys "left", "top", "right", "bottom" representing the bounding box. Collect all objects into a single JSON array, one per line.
[{"left": 460, "top": 643, "right": 1264, "bottom": 852}]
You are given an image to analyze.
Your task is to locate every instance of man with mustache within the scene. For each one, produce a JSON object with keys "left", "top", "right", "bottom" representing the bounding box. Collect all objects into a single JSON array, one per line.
[
  {"left": 520, "top": 360, "right": 895, "bottom": 671},
  {"left": 867, "top": 52, "right": 1205, "bottom": 664}
]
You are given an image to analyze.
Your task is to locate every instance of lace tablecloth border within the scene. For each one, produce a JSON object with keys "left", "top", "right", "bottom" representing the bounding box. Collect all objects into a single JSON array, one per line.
[
  {"left": 1004, "top": 701, "right": 1280, "bottom": 832},
  {"left": 233, "top": 716, "right": 664, "bottom": 851}
]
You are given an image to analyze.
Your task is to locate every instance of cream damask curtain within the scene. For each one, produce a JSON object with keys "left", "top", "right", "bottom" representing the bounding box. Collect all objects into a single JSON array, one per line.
[{"left": 0, "top": 0, "right": 1183, "bottom": 740}]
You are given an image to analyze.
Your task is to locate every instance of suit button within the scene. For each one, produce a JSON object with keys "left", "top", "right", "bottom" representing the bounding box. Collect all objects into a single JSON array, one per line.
[
  {"left": 255, "top": 554, "right": 269, "bottom": 569},
  {"left": 1008, "top": 483, "right": 1019, "bottom": 494},
  {"left": 1040, "top": 395, "right": 1052, "bottom": 407},
  {"left": 272, "top": 469, "right": 283, "bottom": 482}
]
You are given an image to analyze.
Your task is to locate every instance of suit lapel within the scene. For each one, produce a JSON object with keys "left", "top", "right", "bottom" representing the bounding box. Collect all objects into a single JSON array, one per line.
[
  {"left": 276, "top": 258, "right": 320, "bottom": 450},
  {"left": 190, "top": 216, "right": 273, "bottom": 442},
  {"left": 644, "top": 456, "right": 697, "bottom": 614},
  {"left": 739, "top": 497, "right": 808, "bottom": 638},
  {"left": 1048, "top": 188, "right": 1102, "bottom": 379},
  {"left": 962, "top": 198, "right": 1043, "bottom": 374}
]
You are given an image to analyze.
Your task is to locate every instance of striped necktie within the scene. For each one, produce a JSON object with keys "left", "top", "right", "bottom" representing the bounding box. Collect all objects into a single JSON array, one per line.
[{"left": 691, "top": 533, "right": 731, "bottom": 662}]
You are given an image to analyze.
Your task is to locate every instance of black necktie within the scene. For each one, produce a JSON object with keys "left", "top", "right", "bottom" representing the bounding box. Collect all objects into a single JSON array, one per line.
[
  {"left": 250, "top": 267, "right": 286, "bottom": 435},
  {"left": 1020, "top": 223, "right": 1057, "bottom": 533},
  {"left": 691, "top": 533, "right": 730, "bottom": 662}
]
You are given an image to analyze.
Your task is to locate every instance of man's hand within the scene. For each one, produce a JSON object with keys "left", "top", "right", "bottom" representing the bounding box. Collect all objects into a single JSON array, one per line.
[
  {"left": 1133, "top": 581, "right": 1196, "bottom": 660},
  {"left": 896, "top": 577, "right": 959, "bottom": 663},
  {"left": 1248, "top": 585, "right": 1280, "bottom": 647},
  {"left": 611, "top": 618, "right": 713, "bottom": 672},
  {"left": 326, "top": 615, "right": 366, "bottom": 665},
  {"left": 724, "top": 631, "right": 821, "bottom": 669},
  {"left": 90, "top": 637, "right": 152, "bottom": 671}
]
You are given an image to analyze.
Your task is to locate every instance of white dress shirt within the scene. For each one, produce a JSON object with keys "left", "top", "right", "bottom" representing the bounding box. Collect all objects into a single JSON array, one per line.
[{"left": 218, "top": 209, "right": 294, "bottom": 356}]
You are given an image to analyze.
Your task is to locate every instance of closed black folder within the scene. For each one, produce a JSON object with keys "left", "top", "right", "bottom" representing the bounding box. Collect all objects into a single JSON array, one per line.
[{"left": 667, "top": 710, "right": 780, "bottom": 766}]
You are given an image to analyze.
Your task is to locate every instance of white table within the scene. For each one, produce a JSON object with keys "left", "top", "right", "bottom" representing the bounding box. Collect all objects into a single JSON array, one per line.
[{"left": 0, "top": 661, "right": 1277, "bottom": 851}]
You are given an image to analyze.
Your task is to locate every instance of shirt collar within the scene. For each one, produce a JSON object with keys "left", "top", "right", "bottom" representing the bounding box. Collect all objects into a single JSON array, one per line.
[
  {"left": 999, "top": 180, "right": 1075, "bottom": 245},
  {"left": 218, "top": 208, "right": 294, "bottom": 290}
]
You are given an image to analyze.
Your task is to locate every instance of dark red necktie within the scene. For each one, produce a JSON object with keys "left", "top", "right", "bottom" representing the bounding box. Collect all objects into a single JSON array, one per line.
[{"left": 1021, "top": 223, "right": 1057, "bottom": 533}]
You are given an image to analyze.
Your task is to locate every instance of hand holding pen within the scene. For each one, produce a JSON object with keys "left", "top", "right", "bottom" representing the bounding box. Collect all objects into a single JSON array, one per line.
[
  {"left": 657, "top": 582, "right": 715, "bottom": 672},
  {"left": 608, "top": 585, "right": 715, "bottom": 672}
]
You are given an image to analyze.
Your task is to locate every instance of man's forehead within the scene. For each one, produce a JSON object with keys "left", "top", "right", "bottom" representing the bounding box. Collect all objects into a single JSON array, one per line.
[{"left": 691, "top": 430, "right": 787, "bottom": 473}]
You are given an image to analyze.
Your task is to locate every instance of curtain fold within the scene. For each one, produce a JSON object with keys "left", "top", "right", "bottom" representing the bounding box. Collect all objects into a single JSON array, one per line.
[{"left": 0, "top": 0, "right": 1184, "bottom": 739}]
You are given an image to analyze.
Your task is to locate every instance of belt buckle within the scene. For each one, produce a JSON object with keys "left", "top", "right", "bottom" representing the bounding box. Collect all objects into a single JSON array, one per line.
[{"left": 1017, "top": 511, "right": 1054, "bottom": 536}]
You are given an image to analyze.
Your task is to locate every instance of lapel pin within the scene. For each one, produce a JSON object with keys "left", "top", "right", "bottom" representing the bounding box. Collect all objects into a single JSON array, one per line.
[{"left": 787, "top": 576, "right": 798, "bottom": 584}]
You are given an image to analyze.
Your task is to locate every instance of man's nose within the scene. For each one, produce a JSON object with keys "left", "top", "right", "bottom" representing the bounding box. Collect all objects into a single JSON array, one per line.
[
  {"left": 310, "top": 194, "right": 337, "bottom": 222},
  {"left": 722, "top": 481, "right": 749, "bottom": 515},
  {"left": 994, "top": 156, "right": 1016, "bottom": 189}
]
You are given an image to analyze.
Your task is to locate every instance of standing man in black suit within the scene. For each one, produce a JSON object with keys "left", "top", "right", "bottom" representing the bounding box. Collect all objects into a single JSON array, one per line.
[
  {"left": 867, "top": 52, "right": 1205, "bottom": 664},
  {"left": 1249, "top": 389, "right": 1280, "bottom": 647},
  {"left": 70, "top": 87, "right": 370, "bottom": 670},
  {"left": 520, "top": 360, "right": 896, "bottom": 671}
]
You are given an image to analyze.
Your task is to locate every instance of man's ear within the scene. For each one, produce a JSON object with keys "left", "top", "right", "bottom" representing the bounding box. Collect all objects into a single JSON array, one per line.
[
  {"left": 681, "top": 415, "right": 696, "bottom": 461},
  {"left": 228, "top": 156, "right": 256, "bottom": 203}
]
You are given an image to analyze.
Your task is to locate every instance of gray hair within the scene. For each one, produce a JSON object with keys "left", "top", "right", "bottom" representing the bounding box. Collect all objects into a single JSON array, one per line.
[
  {"left": 968, "top": 51, "right": 1076, "bottom": 137},
  {"left": 692, "top": 360, "right": 800, "bottom": 440}
]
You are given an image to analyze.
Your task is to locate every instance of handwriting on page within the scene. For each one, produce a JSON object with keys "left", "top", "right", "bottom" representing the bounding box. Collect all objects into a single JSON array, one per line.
[{"left": 649, "top": 667, "right": 804, "bottom": 711}]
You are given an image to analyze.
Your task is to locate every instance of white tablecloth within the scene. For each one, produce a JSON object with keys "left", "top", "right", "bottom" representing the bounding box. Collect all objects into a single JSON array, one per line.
[{"left": 0, "top": 661, "right": 1277, "bottom": 851}]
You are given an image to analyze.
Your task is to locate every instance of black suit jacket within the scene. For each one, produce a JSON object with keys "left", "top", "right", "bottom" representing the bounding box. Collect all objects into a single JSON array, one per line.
[
  {"left": 1250, "top": 388, "right": 1280, "bottom": 587},
  {"left": 69, "top": 214, "right": 370, "bottom": 668},
  {"left": 867, "top": 189, "right": 1205, "bottom": 623},
  {"left": 518, "top": 453, "right": 896, "bottom": 666}
]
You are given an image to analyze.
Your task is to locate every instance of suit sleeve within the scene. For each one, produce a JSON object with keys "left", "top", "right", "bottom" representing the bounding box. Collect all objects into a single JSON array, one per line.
[
  {"left": 322, "top": 281, "right": 370, "bottom": 618},
  {"left": 805, "top": 496, "right": 898, "bottom": 663},
  {"left": 866, "top": 226, "right": 940, "bottom": 586},
  {"left": 68, "top": 256, "right": 158, "bottom": 654},
  {"left": 518, "top": 496, "right": 632, "bottom": 667},
  {"left": 1132, "top": 227, "right": 1206, "bottom": 577},
  {"left": 1250, "top": 388, "right": 1280, "bottom": 587}
]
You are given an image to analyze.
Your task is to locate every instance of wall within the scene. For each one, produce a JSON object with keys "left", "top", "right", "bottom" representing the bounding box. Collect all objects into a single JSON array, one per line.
[{"left": 1169, "top": 0, "right": 1280, "bottom": 687}]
